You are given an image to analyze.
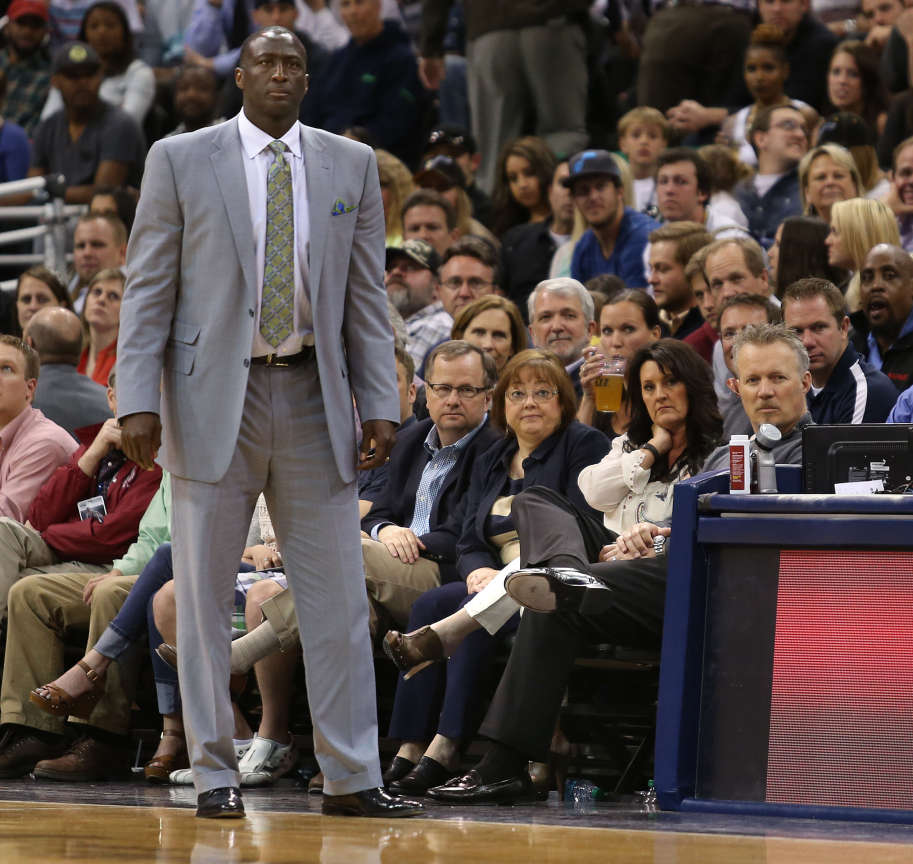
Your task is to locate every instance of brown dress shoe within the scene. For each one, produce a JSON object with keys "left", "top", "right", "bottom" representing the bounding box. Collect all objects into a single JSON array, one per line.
[
  {"left": 33, "top": 735, "right": 125, "bottom": 782},
  {"left": 0, "top": 730, "right": 64, "bottom": 779},
  {"left": 382, "top": 626, "right": 445, "bottom": 679}
]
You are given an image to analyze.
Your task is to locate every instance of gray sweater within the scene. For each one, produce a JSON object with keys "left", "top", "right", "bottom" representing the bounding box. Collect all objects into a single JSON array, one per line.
[{"left": 700, "top": 413, "right": 814, "bottom": 474}]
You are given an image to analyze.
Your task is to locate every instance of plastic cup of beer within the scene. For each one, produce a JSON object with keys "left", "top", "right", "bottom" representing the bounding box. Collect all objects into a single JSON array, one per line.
[{"left": 594, "top": 357, "right": 625, "bottom": 413}]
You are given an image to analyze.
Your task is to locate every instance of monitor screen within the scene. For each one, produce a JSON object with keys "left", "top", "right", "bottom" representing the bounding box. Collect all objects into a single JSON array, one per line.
[{"left": 803, "top": 424, "right": 913, "bottom": 493}]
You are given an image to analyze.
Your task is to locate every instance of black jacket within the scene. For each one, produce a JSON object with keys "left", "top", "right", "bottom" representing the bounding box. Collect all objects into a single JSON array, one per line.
[
  {"left": 501, "top": 219, "right": 562, "bottom": 316},
  {"left": 361, "top": 416, "right": 500, "bottom": 582},
  {"left": 454, "top": 421, "right": 610, "bottom": 579},
  {"left": 850, "top": 310, "right": 913, "bottom": 393}
]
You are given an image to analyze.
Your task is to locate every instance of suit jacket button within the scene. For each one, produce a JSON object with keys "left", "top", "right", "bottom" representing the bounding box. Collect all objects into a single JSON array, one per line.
[
  {"left": 243, "top": 359, "right": 250, "bottom": 368},
  {"left": 248, "top": 308, "right": 255, "bottom": 317}
]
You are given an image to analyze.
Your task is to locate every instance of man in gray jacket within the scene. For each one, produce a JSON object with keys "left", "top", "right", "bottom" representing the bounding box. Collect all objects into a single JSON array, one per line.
[{"left": 24, "top": 307, "right": 111, "bottom": 436}]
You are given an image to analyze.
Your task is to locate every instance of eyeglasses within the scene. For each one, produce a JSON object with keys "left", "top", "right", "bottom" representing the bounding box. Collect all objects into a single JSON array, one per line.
[
  {"left": 442, "top": 277, "right": 492, "bottom": 291},
  {"left": 771, "top": 119, "right": 805, "bottom": 133},
  {"left": 426, "top": 382, "right": 489, "bottom": 400},
  {"left": 506, "top": 388, "right": 559, "bottom": 404}
]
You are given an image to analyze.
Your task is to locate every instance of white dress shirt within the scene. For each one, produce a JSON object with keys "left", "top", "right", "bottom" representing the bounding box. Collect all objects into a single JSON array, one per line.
[{"left": 238, "top": 109, "right": 313, "bottom": 357}]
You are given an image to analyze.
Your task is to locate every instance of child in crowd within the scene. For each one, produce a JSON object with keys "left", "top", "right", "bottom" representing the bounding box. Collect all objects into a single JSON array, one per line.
[{"left": 617, "top": 107, "right": 669, "bottom": 216}]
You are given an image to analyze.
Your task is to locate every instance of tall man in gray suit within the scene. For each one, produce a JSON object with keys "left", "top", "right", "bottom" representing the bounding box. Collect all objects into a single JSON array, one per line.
[{"left": 116, "top": 26, "right": 422, "bottom": 819}]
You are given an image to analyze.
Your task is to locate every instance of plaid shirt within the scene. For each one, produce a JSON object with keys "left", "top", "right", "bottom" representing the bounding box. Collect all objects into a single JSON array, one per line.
[
  {"left": 405, "top": 301, "right": 452, "bottom": 370},
  {"left": 0, "top": 48, "right": 51, "bottom": 137}
]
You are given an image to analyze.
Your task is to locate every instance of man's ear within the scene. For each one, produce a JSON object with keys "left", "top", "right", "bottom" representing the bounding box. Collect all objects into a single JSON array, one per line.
[
  {"left": 25, "top": 378, "right": 37, "bottom": 404},
  {"left": 726, "top": 376, "right": 740, "bottom": 396}
]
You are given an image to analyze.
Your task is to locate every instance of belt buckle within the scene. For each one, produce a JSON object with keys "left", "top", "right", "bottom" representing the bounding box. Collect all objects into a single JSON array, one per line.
[{"left": 266, "top": 353, "right": 290, "bottom": 367}]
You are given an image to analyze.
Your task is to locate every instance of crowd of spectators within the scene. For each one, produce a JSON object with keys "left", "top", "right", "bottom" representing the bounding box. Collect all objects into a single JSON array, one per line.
[{"left": 0, "top": 0, "right": 911, "bottom": 811}]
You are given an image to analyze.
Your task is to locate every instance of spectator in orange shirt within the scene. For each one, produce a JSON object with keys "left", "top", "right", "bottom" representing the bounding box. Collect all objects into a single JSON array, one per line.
[{"left": 77, "top": 268, "right": 122, "bottom": 387}]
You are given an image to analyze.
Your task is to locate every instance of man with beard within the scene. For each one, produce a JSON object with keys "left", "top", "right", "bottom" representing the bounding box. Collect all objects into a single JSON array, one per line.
[
  {"left": 29, "top": 42, "right": 145, "bottom": 204},
  {"left": 0, "top": 0, "right": 51, "bottom": 136},
  {"left": 167, "top": 65, "right": 223, "bottom": 136},
  {"left": 566, "top": 150, "right": 659, "bottom": 289},
  {"left": 527, "top": 277, "right": 595, "bottom": 397},
  {"left": 852, "top": 244, "right": 913, "bottom": 393},
  {"left": 384, "top": 239, "right": 450, "bottom": 369}
]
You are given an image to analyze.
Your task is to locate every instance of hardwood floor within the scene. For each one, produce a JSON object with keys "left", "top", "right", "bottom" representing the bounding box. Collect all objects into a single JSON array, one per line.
[{"left": 2, "top": 793, "right": 913, "bottom": 864}]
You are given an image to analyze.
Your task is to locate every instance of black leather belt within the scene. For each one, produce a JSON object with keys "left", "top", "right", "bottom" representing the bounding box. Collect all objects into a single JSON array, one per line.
[{"left": 250, "top": 346, "right": 315, "bottom": 367}]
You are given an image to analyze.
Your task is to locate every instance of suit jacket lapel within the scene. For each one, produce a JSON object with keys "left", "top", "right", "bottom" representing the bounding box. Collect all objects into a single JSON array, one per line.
[
  {"left": 301, "top": 124, "right": 331, "bottom": 303},
  {"left": 211, "top": 118, "right": 257, "bottom": 301}
]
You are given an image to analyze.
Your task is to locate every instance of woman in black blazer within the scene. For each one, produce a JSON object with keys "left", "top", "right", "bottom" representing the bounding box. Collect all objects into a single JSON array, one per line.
[{"left": 380, "top": 349, "right": 610, "bottom": 795}]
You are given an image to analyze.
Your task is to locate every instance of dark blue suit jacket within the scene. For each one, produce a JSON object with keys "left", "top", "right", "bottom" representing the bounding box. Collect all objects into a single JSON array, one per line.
[
  {"left": 361, "top": 416, "right": 500, "bottom": 582},
  {"left": 454, "top": 420, "right": 610, "bottom": 579}
]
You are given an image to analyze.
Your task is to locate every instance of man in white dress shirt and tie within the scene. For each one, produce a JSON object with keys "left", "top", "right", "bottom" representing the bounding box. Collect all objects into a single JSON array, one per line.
[{"left": 116, "top": 26, "right": 423, "bottom": 818}]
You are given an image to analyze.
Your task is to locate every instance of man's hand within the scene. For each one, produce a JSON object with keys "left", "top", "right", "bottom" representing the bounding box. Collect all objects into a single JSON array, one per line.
[
  {"left": 78, "top": 418, "right": 123, "bottom": 477},
  {"left": 466, "top": 567, "right": 498, "bottom": 594},
  {"left": 378, "top": 525, "right": 425, "bottom": 563},
  {"left": 358, "top": 419, "right": 396, "bottom": 470},
  {"left": 242, "top": 544, "right": 282, "bottom": 570},
  {"left": 419, "top": 57, "right": 446, "bottom": 90},
  {"left": 83, "top": 568, "right": 123, "bottom": 604},
  {"left": 183, "top": 45, "right": 215, "bottom": 69},
  {"left": 614, "top": 522, "right": 671, "bottom": 559},
  {"left": 120, "top": 412, "right": 162, "bottom": 470},
  {"left": 666, "top": 100, "right": 725, "bottom": 133}
]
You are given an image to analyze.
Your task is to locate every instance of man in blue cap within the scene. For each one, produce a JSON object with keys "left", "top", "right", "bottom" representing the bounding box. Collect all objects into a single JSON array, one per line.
[{"left": 567, "top": 150, "right": 660, "bottom": 289}]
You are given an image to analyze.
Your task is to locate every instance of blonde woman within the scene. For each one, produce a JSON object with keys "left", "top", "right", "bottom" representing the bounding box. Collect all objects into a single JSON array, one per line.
[
  {"left": 377, "top": 149, "right": 415, "bottom": 248},
  {"left": 799, "top": 143, "right": 863, "bottom": 223},
  {"left": 826, "top": 198, "right": 900, "bottom": 311}
]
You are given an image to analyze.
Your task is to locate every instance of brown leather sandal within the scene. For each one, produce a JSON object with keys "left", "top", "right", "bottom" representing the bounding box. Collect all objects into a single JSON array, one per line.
[
  {"left": 28, "top": 660, "right": 106, "bottom": 720},
  {"left": 144, "top": 729, "right": 188, "bottom": 784}
]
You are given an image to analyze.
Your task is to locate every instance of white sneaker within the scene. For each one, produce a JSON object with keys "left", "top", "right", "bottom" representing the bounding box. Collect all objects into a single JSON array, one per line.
[
  {"left": 168, "top": 739, "right": 254, "bottom": 785},
  {"left": 239, "top": 734, "right": 298, "bottom": 787}
]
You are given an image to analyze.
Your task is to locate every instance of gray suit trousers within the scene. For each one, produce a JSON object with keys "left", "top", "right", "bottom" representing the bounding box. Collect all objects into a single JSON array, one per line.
[{"left": 171, "top": 361, "right": 382, "bottom": 796}]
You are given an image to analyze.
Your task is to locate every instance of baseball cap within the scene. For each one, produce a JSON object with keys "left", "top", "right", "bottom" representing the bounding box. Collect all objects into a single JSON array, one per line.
[
  {"left": 413, "top": 155, "right": 466, "bottom": 191},
  {"left": 7, "top": 0, "right": 49, "bottom": 22},
  {"left": 424, "top": 125, "right": 477, "bottom": 156},
  {"left": 52, "top": 41, "right": 102, "bottom": 76},
  {"left": 386, "top": 239, "right": 440, "bottom": 274},
  {"left": 562, "top": 149, "right": 622, "bottom": 188}
]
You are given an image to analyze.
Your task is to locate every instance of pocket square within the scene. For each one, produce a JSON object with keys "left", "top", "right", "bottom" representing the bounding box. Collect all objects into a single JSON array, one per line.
[{"left": 331, "top": 198, "right": 357, "bottom": 216}]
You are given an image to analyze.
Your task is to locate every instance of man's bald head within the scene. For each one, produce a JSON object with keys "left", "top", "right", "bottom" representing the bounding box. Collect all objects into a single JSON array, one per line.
[
  {"left": 864, "top": 243, "right": 913, "bottom": 278},
  {"left": 24, "top": 306, "right": 84, "bottom": 366},
  {"left": 238, "top": 25, "right": 307, "bottom": 70},
  {"left": 860, "top": 244, "right": 913, "bottom": 341}
]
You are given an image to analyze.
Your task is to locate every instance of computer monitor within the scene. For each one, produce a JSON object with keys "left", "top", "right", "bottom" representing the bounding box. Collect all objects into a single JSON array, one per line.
[{"left": 803, "top": 424, "right": 913, "bottom": 493}]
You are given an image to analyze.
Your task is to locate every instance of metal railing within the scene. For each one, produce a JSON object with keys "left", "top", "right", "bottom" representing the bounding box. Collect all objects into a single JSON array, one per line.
[{"left": 0, "top": 175, "right": 85, "bottom": 290}]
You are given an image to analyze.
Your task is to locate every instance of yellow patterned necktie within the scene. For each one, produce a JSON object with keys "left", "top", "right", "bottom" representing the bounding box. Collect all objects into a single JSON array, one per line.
[{"left": 260, "top": 140, "right": 294, "bottom": 348}]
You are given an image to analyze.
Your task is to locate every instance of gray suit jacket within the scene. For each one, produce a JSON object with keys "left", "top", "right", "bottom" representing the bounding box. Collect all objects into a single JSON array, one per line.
[
  {"left": 32, "top": 363, "right": 112, "bottom": 438},
  {"left": 117, "top": 117, "right": 398, "bottom": 483}
]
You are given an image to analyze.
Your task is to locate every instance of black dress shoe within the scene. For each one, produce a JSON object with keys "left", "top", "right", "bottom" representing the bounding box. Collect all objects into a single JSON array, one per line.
[
  {"left": 426, "top": 769, "right": 543, "bottom": 805},
  {"left": 504, "top": 566, "right": 612, "bottom": 614},
  {"left": 321, "top": 786, "right": 424, "bottom": 817},
  {"left": 389, "top": 756, "right": 455, "bottom": 795},
  {"left": 196, "top": 786, "right": 245, "bottom": 819},
  {"left": 381, "top": 755, "right": 416, "bottom": 787}
]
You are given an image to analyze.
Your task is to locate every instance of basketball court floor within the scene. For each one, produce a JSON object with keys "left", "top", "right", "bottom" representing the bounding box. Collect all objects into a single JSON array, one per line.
[{"left": 1, "top": 779, "right": 912, "bottom": 863}]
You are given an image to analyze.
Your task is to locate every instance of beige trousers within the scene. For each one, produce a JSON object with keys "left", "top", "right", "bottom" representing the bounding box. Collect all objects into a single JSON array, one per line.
[{"left": 1, "top": 570, "right": 139, "bottom": 735}]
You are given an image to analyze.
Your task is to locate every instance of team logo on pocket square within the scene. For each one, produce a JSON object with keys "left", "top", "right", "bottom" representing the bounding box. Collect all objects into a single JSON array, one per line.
[{"left": 331, "top": 198, "right": 357, "bottom": 215}]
